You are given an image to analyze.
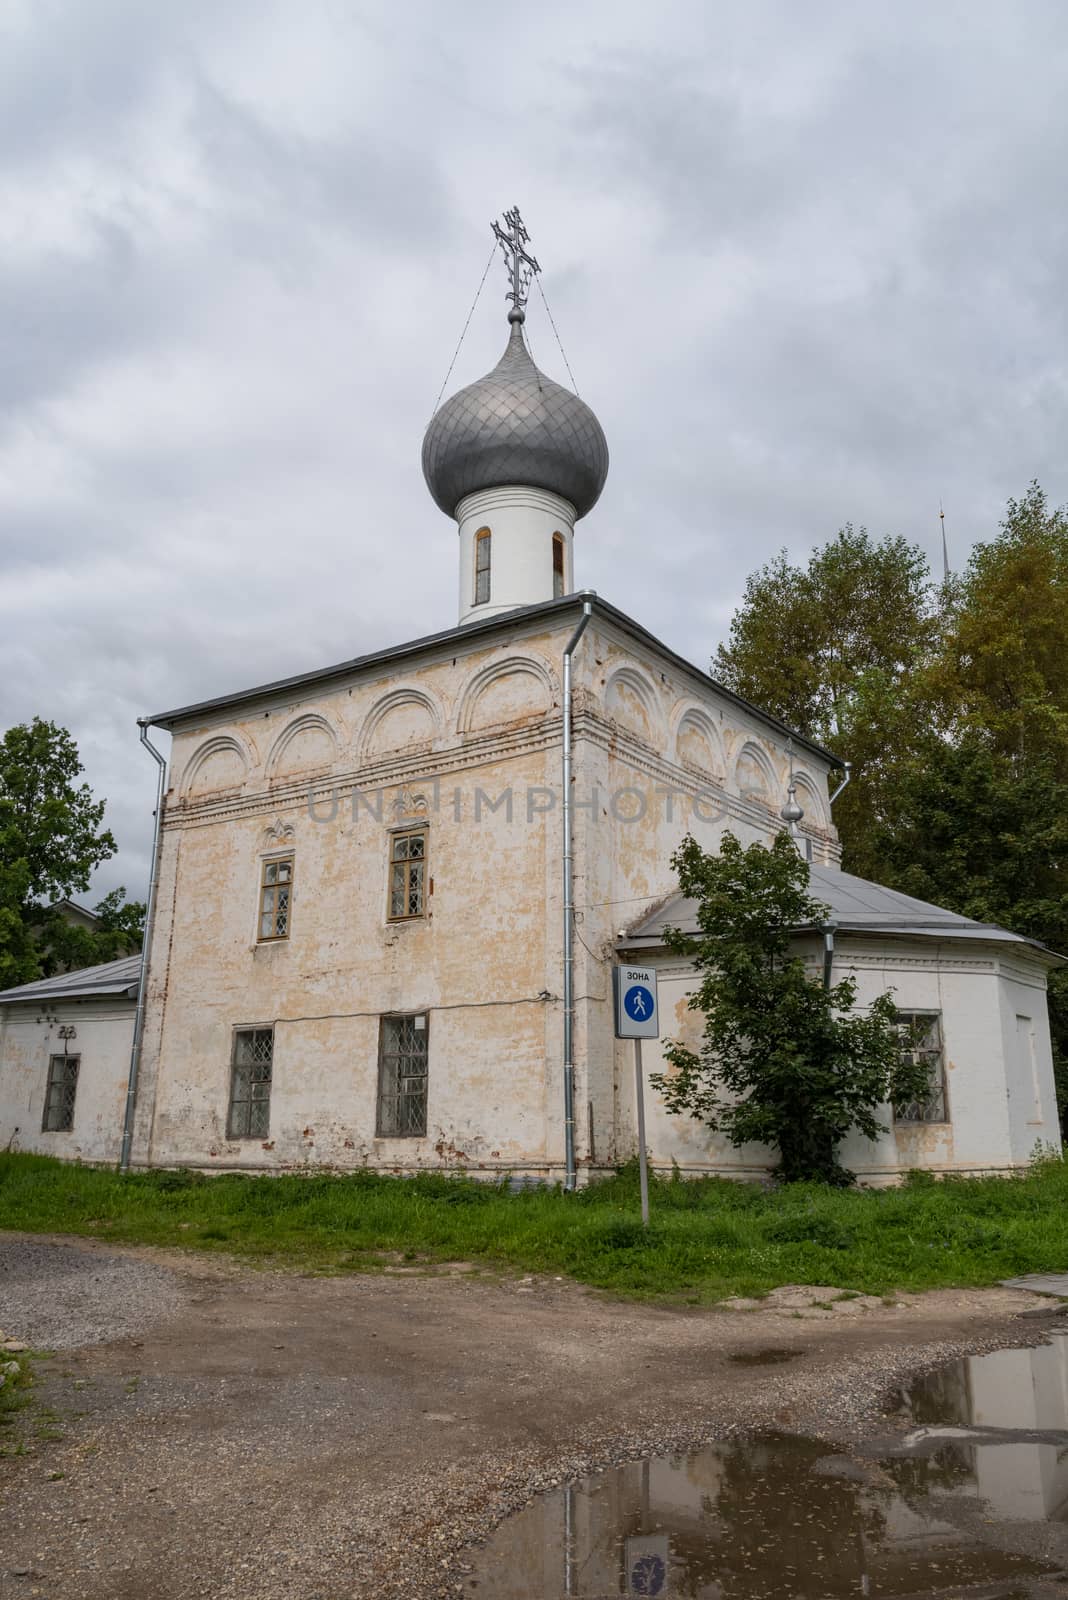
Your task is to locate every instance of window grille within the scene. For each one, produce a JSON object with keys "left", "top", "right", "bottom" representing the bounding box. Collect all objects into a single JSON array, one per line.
[
  {"left": 228, "top": 1028, "right": 274, "bottom": 1138},
  {"left": 552, "top": 533, "right": 565, "bottom": 598},
  {"left": 259, "top": 856, "right": 293, "bottom": 941},
  {"left": 388, "top": 829, "right": 426, "bottom": 920},
  {"left": 42, "top": 1054, "right": 79, "bottom": 1132},
  {"left": 377, "top": 1014, "right": 429, "bottom": 1137},
  {"left": 474, "top": 527, "right": 491, "bottom": 605},
  {"left": 893, "top": 1013, "right": 948, "bottom": 1124}
]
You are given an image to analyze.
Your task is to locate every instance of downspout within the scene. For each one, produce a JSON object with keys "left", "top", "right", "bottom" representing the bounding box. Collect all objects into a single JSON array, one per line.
[
  {"left": 562, "top": 594, "right": 594, "bottom": 1192},
  {"left": 119, "top": 721, "right": 167, "bottom": 1173},
  {"left": 828, "top": 760, "right": 852, "bottom": 807}
]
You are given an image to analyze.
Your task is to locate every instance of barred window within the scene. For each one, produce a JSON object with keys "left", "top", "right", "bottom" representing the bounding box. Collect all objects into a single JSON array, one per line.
[
  {"left": 259, "top": 856, "right": 293, "bottom": 941},
  {"left": 388, "top": 829, "right": 426, "bottom": 921},
  {"left": 474, "top": 527, "right": 491, "bottom": 606},
  {"left": 552, "top": 532, "right": 565, "bottom": 598},
  {"left": 377, "top": 1014, "right": 429, "bottom": 1137},
  {"left": 228, "top": 1028, "right": 273, "bottom": 1138},
  {"left": 42, "top": 1054, "right": 79, "bottom": 1132},
  {"left": 893, "top": 1013, "right": 948, "bottom": 1124}
]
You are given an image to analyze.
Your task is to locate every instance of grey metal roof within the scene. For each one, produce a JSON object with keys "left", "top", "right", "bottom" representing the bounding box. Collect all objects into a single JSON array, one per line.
[
  {"left": 623, "top": 864, "right": 1066, "bottom": 963},
  {"left": 0, "top": 954, "right": 142, "bottom": 1005},
  {"left": 422, "top": 321, "right": 609, "bottom": 519},
  {"left": 142, "top": 592, "right": 839, "bottom": 768}
]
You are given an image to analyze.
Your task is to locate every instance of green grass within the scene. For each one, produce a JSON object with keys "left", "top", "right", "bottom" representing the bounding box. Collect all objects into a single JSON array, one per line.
[
  {"left": 2, "top": 1151, "right": 1067, "bottom": 1304},
  {"left": 0, "top": 1349, "right": 36, "bottom": 1453}
]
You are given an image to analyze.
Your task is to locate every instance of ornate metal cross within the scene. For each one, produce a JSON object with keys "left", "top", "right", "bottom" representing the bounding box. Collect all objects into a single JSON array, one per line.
[{"left": 491, "top": 206, "right": 540, "bottom": 316}]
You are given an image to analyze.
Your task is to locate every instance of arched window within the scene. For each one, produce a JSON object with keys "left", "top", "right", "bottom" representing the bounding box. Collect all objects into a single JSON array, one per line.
[
  {"left": 474, "top": 527, "right": 491, "bottom": 605},
  {"left": 552, "top": 532, "right": 565, "bottom": 598}
]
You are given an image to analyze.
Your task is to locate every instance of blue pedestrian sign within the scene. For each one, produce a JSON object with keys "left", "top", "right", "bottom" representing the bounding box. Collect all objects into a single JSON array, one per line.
[
  {"left": 624, "top": 984, "right": 654, "bottom": 1023},
  {"left": 624, "top": 1535, "right": 670, "bottom": 1595},
  {"left": 614, "top": 964, "right": 659, "bottom": 1039}
]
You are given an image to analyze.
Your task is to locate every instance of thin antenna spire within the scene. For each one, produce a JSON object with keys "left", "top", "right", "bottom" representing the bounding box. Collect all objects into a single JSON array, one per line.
[{"left": 939, "top": 500, "right": 950, "bottom": 583}]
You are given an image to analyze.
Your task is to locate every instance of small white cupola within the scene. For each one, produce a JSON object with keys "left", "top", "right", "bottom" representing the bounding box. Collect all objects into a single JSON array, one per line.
[{"left": 421, "top": 208, "right": 609, "bottom": 625}]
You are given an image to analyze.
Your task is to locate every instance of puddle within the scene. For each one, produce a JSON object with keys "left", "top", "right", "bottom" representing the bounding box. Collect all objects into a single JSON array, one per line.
[
  {"left": 727, "top": 1348, "right": 800, "bottom": 1368},
  {"left": 882, "top": 1330, "right": 1068, "bottom": 1524},
  {"left": 467, "top": 1336, "right": 1068, "bottom": 1597}
]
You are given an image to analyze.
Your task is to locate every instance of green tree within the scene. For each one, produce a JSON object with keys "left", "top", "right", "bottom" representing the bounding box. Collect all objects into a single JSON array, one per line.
[
  {"left": 868, "top": 732, "right": 1068, "bottom": 1121},
  {"left": 0, "top": 718, "right": 141, "bottom": 989},
  {"left": 713, "top": 526, "right": 946, "bottom": 881},
  {"left": 650, "top": 832, "right": 929, "bottom": 1184},
  {"left": 715, "top": 525, "right": 940, "bottom": 743},
  {"left": 941, "top": 482, "right": 1068, "bottom": 763},
  {"left": 714, "top": 484, "right": 1068, "bottom": 1126},
  {"left": 45, "top": 888, "right": 146, "bottom": 976},
  {"left": 868, "top": 486, "right": 1068, "bottom": 1117}
]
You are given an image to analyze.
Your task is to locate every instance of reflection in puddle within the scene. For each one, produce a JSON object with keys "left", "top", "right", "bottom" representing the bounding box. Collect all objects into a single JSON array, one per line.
[
  {"left": 886, "top": 1330, "right": 1068, "bottom": 1524},
  {"left": 468, "top": 1336, "right": 1068, "bottom": 1597}
]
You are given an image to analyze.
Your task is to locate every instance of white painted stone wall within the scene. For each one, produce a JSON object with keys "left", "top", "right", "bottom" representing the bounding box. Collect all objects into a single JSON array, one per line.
[
  {"left": 0, "top": 997, "right": 133, "bottom": 1163},
  {"left": 456, "top": 485, "right": 575, "bottom": 624},
  {"left": 132, "top": 602, "right": 840, "bottom": 1177},
  {"left": 632, "top": 936, "right": 1060, "bottom": 1182},
  {"left": 572, "top": 612, "right": 837, "bottom": 1173}
]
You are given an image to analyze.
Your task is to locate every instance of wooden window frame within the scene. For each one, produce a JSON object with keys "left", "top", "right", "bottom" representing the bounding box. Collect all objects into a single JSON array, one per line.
[
  {"left": 473, "top": 526, "right": 491, "bottom": 606},
  {"left": 42, "top": 1053, "right": 79, "bottom": 1133},
  {"left": 387, "top": 827, "right": 427, "bottom": 923},
  {"left": 552, "top": 532, "right": 565, "bottom": 599},
  {"left": 258, "top": 854, "right": 293, "bottom": 943},
  {"left": 227, "top": 1026, "right": 274, "bottom": 1139},
  {"left": 376, "top": 1012, "right": 430, "bottom": 1137},
  {"left": 893, "top": 1012, "right": 949, "bottom": 1125}
]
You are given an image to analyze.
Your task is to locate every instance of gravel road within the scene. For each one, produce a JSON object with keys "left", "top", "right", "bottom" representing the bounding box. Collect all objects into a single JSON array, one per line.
[
  {"left": 0, "top": 1231, "right": 1060, "bottom": 1599},
  {"left": 0, "top": 1236, "right": 184, "bottom": 1350}
]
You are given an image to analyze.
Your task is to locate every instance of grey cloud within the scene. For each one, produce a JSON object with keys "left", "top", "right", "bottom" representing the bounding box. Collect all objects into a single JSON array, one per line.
[{"left": 1, "top": 0, "right": 1066, "bottom": 904}]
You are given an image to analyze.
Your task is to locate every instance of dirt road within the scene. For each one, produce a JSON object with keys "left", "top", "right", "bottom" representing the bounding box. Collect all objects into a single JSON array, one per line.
[{"left": 0, "top": 1233, "right": 1058, "bottom": 1598}]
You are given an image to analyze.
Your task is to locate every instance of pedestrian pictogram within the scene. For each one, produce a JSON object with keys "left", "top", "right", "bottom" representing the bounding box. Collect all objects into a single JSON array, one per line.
[{"left": 624, "top": 984, "right": 654, "bottom": 1022}]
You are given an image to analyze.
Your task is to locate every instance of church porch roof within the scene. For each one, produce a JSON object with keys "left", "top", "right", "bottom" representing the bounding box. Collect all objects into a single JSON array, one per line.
[
  {"left": 620, "top": 864, "right": 1066, "bottom": 964},
  {"left": 0, "top": 954, "right": 143, "bottom": 1005}
]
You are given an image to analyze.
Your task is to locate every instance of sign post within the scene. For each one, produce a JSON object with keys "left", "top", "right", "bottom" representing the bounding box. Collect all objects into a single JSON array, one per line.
[{"left": 613, "top": 964, "right": 660, "bottom": 1228}]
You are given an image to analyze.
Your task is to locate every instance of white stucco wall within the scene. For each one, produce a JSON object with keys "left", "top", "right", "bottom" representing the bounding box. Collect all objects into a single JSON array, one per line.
[
  {"left": 0, "top": 997, "right": 134, "bottom": 1163},
  {"left": 131, "top": 602, "right": 840, "bottom": 1178},
  {"left": 631, "top": 937, "right": 1061, "bottom": 1181},
  {"left": 456, "top": 485, "right": 575, "bottom": 624}
]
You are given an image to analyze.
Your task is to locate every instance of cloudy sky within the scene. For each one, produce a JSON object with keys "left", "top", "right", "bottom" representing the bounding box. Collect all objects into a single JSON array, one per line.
[{"left": 2, "top": 0, "right": 1067, "bottom": 903}]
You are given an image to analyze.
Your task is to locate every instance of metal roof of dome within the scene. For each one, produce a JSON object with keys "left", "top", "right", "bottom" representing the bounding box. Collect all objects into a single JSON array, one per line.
[{"left": 421, "top": 312, "right": 609, "bottom": 519}]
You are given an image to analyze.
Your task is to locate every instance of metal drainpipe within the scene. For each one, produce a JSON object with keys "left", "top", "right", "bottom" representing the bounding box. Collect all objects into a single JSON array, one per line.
[
  {"left": 119, "top": 721, "right": 167, "bottom": 1173},
  {"left": 828, "top": 760, "right": 852, "bottom": 806},
  {"left": 562, "top": 594, "right": 594, "bottom": 1192}
]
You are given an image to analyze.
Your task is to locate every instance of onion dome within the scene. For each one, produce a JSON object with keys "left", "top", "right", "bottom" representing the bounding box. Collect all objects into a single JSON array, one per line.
[{"left": 422, "top": 311, "right": 609, "bottom": 519}]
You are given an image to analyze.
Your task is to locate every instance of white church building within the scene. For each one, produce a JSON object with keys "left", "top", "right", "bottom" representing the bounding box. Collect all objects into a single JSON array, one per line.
[{"left": 1, "top": 214, "right": 1061, "bottom": 1181}]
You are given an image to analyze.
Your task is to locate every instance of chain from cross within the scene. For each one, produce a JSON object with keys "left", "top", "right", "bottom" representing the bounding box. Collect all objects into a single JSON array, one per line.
[{"left": 491, "top": 206, "right": 541, "bottom": 315}]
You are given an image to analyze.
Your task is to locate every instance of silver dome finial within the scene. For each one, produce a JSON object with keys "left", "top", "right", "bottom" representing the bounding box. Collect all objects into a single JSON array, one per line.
[
  {"left": 422, "top": 211, "right": 608, "bottom": 520},
  {"left": 491, "top": 207, "right": 540, "bottom": 324},
  {"left": 780, "top": 783, "right": 805, "bottom": 832},
  {"left": 780, "top": 739, "right": 806, "bottom": 837}
]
